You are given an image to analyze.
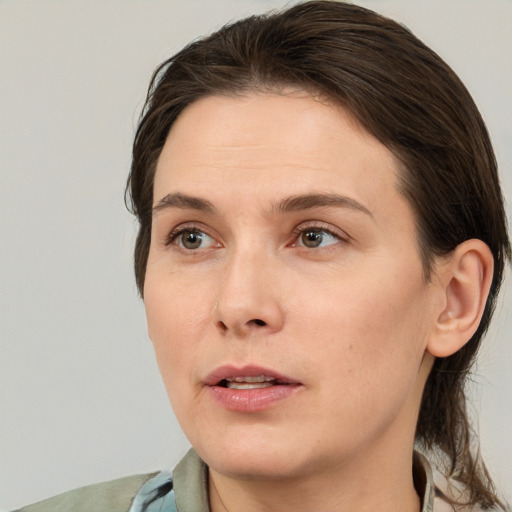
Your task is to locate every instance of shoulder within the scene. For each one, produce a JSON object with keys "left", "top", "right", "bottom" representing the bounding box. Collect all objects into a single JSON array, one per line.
[
  {"left": 414, "top": 451, "right": 509, "bottom": 512},
  {"left": 13, "top": 473, "right": 159, "bottom": 512},
  {"left": 432, "top": 468, "right": 510, "bottom": 512}
]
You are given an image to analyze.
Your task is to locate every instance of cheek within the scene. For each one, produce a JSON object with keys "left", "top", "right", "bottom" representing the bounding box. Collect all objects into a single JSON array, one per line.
[
  {"left": 143, "top": 272, "right": 213, "bottom": 388},
  {"left": 145, "top": 258, "right": 213, "bottom": 333},
  {"left": 318, "top": 286, "right": 429, "bottom": 435},
  {"left": 298, "top": 266, "right": 431, "bottom": 387}
]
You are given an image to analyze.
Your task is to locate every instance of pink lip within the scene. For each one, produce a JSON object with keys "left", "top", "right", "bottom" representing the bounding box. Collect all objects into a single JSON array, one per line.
[
  {"left": 204, "top": 364, "right": 303, "bottom": 412},
  {"left": 204, "top": 364, "right": 300, "bottom": 386}
]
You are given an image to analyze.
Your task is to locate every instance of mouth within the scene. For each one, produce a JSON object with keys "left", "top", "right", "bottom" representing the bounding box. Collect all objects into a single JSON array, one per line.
[
  {"left": 203, "top": 365, "right": 302, "bottom": 412},
  {"left": 217, "top": 375, "right": 292, "bottom": 390},
  {"left": 204, "top": 365, "right": 300, "bottom": 389}
]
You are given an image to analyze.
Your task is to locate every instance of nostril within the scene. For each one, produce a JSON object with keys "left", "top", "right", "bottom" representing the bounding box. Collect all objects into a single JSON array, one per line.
[{"left": 215, "top": 318, "right": 269, "bottom": 334}]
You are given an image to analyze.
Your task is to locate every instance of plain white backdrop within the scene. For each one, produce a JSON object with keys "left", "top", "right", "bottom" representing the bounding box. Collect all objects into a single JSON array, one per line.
[{"left": 0, "top": 1, "right": 510, "bottom": 510}]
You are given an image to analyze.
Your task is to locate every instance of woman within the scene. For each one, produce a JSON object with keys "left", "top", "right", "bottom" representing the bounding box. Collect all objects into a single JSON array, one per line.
[{"left": 15, "top": 1, "right": 510, "bottom": 511}]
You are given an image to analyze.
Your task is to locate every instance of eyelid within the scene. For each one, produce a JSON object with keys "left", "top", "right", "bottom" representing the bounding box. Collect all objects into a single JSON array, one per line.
[
  {"left": 292, "top": 221, "right": 351, "bottom": 243},
  {"left": 165, "top": 222, "right": 219, "bottom": 248}
]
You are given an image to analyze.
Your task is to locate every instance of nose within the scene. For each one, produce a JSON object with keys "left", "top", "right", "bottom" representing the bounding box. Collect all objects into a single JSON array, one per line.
[{"left": 214, "top": 248, "right": 285, "bottom": 337}]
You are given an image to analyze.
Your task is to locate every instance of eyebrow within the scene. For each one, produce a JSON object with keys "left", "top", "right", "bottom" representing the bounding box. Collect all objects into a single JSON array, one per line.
[
  {"left": 272, "top": 193, "right": 373, "bottom": 217},
  {"left": 152, "top": 193, "right": 216, "bottom": 215},
  {"left": 152, "top": 191, "right": 372, "bottom": 218}
]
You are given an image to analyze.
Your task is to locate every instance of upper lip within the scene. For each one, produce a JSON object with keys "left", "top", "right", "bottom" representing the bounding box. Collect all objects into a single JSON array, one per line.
[{"left": 203, "top": 364, "right": 301, "bottom": 386}]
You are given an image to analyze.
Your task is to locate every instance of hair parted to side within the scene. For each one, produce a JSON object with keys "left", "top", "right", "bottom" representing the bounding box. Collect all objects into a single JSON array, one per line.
[{"left": 127, "top": 1, "right": 510, "bottom": 508}]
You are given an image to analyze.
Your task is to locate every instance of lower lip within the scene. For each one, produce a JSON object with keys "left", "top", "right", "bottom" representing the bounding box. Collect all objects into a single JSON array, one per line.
[{"left": 207, "top": 384, "right": 302, "bottom": 412}]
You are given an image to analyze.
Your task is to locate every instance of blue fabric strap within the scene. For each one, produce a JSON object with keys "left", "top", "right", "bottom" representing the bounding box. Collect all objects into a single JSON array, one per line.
[{"left": 129, "top": 471, "right": 177, "bottom": 512}]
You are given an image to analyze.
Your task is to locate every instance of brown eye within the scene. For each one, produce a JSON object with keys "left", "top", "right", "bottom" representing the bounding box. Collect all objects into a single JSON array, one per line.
[
  {"left": 175, "top": 229, "right": 215, "bottom": 250},
  {"left": 181, "top": 231, "right": 202, "bottom": 249},
  {"left": 301, "top": 230, "right": 323, "bottom": 248},
  {"left": 298, "top": 229, "right": 339, "bottom": 248}
]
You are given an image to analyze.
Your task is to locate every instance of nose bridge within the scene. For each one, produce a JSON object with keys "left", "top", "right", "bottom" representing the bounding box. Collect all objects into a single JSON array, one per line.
[{"left": 214, "top": 239, "right": 283, "bottom": 336}]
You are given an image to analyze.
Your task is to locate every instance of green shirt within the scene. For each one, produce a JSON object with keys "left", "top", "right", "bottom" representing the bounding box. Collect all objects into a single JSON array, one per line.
[{"left": 14, "top": 449, "right": 497, "bottom": 512}]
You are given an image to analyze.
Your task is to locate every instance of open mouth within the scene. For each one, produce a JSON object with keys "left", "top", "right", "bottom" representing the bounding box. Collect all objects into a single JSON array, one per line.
[
  {"left": 205, "top": 366, "right": 302, "bottom": 411},
  {"left": 217, "top": 375, "right": 290, "bottom": 390}
]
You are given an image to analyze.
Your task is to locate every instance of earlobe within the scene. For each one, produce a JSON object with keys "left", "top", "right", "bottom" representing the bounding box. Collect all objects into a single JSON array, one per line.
[{"left": 427, "top": 239, "right": 494, "bottom": 358}]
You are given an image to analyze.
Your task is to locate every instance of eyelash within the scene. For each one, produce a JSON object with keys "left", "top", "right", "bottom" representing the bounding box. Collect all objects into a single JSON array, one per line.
[
  {"left": 291, "top": 222, "right": 349, "bottom": 246},
  {"left": 166, "top": 223, "right": 213, "bottom": 248},
  {"left": 165, "top": 222, "right": 349, "bottom": 250}
]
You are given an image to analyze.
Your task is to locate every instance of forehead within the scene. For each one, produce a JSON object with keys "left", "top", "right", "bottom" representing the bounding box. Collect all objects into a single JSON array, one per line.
[{"left": 153, "top": 91, "right": 410, "bottom": 230}]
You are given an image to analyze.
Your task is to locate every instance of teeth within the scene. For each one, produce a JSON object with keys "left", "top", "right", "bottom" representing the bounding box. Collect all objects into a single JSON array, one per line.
[
  {"left": 224, "top": 375, "right": 277, "bottom": 389},
  {"left": 226, "top": 381, "right": 274, "bottom": 390},
  {"left": 226, "top": 375, "right": 275, "bottom": 383}
]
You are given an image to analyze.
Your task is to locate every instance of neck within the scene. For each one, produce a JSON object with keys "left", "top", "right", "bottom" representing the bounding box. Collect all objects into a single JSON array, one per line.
[{"left": 208, "top": 443, "right": 421, "bottom": 512}]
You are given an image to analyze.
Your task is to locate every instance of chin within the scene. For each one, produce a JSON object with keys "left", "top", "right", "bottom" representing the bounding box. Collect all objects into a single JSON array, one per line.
[
  {"left": 191, "top": 424, "right": 329, "bottom": 481},
  {"left": 206, "top": 449, "right": 306, "bottom": 481}
]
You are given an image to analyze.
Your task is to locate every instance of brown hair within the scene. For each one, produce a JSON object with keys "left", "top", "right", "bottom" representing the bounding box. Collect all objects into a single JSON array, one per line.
[{"left": 127, "top": 1, "right": 510, "bottom": 508}]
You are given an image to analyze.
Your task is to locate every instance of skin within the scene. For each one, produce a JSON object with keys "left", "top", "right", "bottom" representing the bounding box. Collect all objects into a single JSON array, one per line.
[{"left": 144, "top": 91, "right": 452, "bottom": 512}]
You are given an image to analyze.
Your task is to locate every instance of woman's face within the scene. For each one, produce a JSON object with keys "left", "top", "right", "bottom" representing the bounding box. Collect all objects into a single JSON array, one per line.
[{"left": 144, "top": 91, "right": 441, "bottom": 480}]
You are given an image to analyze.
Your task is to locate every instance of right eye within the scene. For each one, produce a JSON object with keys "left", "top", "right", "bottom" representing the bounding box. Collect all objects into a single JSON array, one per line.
[{"left": 170, "top": 228, "right": 217, "bottom": 250}]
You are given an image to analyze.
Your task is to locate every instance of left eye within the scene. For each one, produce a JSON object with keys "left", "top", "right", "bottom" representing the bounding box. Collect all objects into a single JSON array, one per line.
[
  {"left": 298, "top": 229, "right": 340, "bottom": 248},
  {"left": 173, "top": 229, "right": 216, "bottom": 250}
]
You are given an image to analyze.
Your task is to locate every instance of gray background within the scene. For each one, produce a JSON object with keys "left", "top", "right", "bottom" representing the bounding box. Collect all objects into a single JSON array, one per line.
[{"left": 1, "top": 0, "right": 510, "bottom": 510}]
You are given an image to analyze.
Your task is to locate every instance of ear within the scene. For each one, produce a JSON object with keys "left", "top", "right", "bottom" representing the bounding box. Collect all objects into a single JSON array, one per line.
[{"left": 427, "top": 239, "right": 494, "bottom": 358}]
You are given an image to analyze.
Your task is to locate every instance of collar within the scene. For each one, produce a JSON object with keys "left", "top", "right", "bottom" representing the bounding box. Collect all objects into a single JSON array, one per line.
[
  {"left": 413, "top": 450, "right": 436, "bottom": 512},
  {"left": 133, "top": 448, "right": 438, "bottom": 512}
]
